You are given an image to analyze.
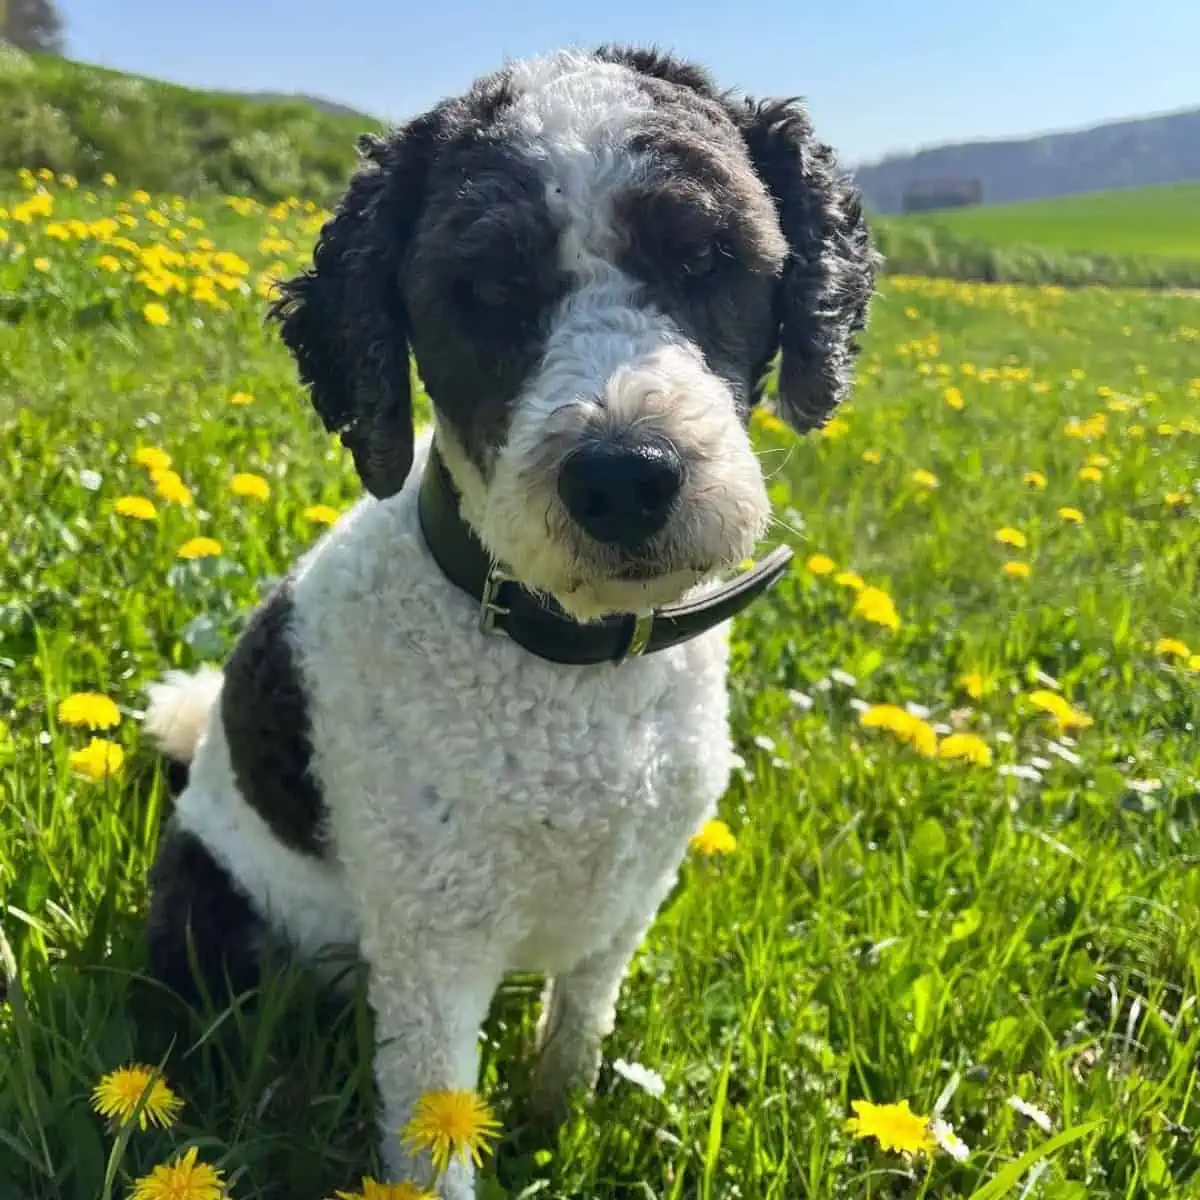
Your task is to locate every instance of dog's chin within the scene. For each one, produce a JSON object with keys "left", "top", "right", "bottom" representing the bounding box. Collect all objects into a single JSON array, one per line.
[{"left": 549, "top": 566, "right": 713, "bottom": 622}]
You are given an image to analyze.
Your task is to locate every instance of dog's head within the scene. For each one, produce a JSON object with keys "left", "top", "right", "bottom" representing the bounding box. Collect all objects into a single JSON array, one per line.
[{"left": 272, "top": 46, "right": 877, "bottom": 620}]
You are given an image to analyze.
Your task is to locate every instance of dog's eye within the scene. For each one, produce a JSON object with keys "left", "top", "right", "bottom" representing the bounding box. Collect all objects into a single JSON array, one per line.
[
  {"left": 680, "top": 241, "right": 723, "bottom": 280},
  {"left": 460, "top": 277, "right": 512, "bottom": 310}
]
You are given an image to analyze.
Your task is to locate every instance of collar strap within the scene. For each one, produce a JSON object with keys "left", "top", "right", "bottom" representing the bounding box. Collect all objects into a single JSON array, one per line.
[{"left": 416, "top": 447, "right": 794, "bottom": 667}]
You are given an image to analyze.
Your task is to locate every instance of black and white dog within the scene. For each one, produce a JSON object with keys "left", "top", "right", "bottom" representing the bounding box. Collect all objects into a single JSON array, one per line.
[{"left": 144, "top": 45, "right": 876, "bottom": 1194}]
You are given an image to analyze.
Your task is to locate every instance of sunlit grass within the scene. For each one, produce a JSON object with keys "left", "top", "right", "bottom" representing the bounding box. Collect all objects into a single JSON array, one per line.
[{"left": 2, "top": 171, "right": 1199, "bottom": 1199}]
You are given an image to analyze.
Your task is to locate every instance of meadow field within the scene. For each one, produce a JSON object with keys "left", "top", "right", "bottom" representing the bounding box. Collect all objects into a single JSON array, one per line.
[
  {"left": 900, "top": 184, "right": 1200, "bottom": 263},
  {"left": 2, "top": 169, "right": 1200, "bottom": 1200}
]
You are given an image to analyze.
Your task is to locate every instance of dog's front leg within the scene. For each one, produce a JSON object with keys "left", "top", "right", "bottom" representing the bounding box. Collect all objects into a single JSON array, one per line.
[
  {"left": 368, "top": 951, "right": 499, "bottom": 1198},
  {"left": 530, "top": 920, "right": 648, "bottom": 1123}
]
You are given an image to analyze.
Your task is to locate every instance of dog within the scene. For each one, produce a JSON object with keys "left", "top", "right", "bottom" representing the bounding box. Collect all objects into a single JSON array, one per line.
[{"left": 142, "top": 45, "right": 876, "bottom": 1195}]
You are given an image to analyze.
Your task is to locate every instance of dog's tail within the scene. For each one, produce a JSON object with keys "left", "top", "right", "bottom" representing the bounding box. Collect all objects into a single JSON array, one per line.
[{"left": 144, "top": 667, "right": 224, "bottom": 790}]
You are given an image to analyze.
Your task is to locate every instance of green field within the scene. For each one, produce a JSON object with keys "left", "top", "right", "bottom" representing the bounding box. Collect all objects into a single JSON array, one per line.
[
  {"left": 3, "top": 173, "right": 1200, "bottom": 1200},
  {"left": 899, "top": 183, "right": 1200, "bottom": 262}
]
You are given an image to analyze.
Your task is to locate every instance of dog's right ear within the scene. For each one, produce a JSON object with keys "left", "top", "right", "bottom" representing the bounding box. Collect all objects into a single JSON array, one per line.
[{"left": 269, "top": 119, "right": 438, "bottom": 499}]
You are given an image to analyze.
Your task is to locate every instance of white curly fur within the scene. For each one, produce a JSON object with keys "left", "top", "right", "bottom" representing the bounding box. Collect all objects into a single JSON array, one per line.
[{"left": 142, "top": 666, "right": 223, "bottom": 763}]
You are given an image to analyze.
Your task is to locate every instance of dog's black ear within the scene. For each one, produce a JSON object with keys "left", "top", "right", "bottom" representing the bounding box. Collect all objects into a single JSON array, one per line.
[
  {"left": 269, "top": 119, "right": 438, "bottom": 499},
  {"left": 736, "top": 98, "right": 879, "bottom": 433}
]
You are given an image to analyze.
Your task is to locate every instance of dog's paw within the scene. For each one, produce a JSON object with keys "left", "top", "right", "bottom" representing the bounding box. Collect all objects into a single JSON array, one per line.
[
  {"left": 528, "top": 1046, "right": 601, "bottom": 1129},
  {"left": 381, "top": 1144, "right": 476, "bottom": 1200}
]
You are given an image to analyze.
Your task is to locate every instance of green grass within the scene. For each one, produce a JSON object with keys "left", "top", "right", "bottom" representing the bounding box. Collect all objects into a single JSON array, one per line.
[
  {"left": 0, "top": 45, "right": 377, "bottom": 204},
  {"left": 3, "top": 175, "right": 1200, "bottom": 1200},
  {"left": 900, "top": 184, "right": 1200, "bottom": 262}
]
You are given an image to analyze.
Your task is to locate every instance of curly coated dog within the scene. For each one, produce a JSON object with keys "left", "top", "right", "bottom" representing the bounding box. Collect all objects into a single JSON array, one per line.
[{"left": 143, "top": 44, "right": 877, "bottom": 1195}]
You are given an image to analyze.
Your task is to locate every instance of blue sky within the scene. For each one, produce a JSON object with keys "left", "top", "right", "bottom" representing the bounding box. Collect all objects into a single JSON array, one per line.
[{"left": 62, "top": 0, "right": 1199, "bottom": 164}]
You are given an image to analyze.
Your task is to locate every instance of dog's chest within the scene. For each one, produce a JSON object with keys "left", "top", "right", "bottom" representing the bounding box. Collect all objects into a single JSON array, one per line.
[{"left": 296, "top": 525, "right": 735, "bottom": 973}]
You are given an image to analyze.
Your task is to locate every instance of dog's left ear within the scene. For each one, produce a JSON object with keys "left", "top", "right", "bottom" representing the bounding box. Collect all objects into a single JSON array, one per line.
[
  {"left": 269, "top": 118, "right": 439, "bottom": 499},
  {"left": 736, "top": 99, "right": 880, "bottom": 433}
]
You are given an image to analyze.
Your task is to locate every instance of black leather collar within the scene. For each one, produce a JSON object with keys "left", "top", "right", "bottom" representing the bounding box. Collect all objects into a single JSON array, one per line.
[{"left": 416, "top": 445, "right": 794, "bottom": 667}]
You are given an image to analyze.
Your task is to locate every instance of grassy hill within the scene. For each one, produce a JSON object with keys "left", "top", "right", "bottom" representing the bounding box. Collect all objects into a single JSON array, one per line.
[
  {"left": 905, "top": 184, "right": 1200, "bottom": 262},
  {"left": 0, "top": 46, "right": 379, "bottom": 203},
  {"left": 872, "top": 181, "right": 1200, "bottom": 291}
]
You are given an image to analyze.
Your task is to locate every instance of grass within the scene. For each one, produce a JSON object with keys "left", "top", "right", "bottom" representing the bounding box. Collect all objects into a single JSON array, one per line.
[
  {"left": 0, "top": 45, "right": 376, "bottom": 204},
  {"left": 3, "top": 170, "right": 1200, "bottom": 1200},
  {"left": 872, "top": 217, "right": 1200, "bottom": 293},
  {"left": 898, "top": 184, "right": 1200, "bottom": 262}
]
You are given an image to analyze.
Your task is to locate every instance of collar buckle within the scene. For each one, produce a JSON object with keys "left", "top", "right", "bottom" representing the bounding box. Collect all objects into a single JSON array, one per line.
[
  {"left": 479, "top": 563, "right": 513, "bottom": 636},
  {"left": 616, "top": 611, "right": 655, "bottom": 662}
]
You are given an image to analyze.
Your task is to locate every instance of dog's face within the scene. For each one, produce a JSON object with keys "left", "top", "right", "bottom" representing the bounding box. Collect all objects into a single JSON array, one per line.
[{"left": 273, "top": 47, "right": 877, "bottom": 619}]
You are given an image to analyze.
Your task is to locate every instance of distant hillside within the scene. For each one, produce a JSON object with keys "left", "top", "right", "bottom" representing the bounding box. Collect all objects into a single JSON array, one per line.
[
  {"left": 898, "top": 182, "right": 1200, "bottom": 261},
  {"left": 855, "top": 108, "right": 1200, "bottom": 214},
  {"left": 0, "top": 48, "right": 379, "bottom": 202}
]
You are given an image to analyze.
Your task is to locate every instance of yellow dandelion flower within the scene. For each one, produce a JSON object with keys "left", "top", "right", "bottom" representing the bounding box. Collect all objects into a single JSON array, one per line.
[
  {"left": 958, "top": 672, "right": 985, "bottom": 700},
  {"left": 101, "top": 172, "right": 117, "bottom": 186},
  {"left": 852, "top": 586, "right": 901, "bottom": 632},
  {"left": 1028, "top": 690, "right": 1093, "bottom": 732},
  {"left": 1189, "top": 655, "right": 1200, "bottom": 671},
  {"left": 1157, "top": 423, "right": 1177, "bottom": 437},
  {"left": 943, "top": 386, "right": 965, "bottom": 410},
  {"left": 114, "top": 496, "right": 158, "bottom": 521},
  {"left": 178, "top": 537, "right": 222, "bottom": 560},
  {"left": 1078, "top": 466, "right": 1103, "bottom": 483},
  {"left": 994, "top": 527, "right": 1027, "bottom": 549},
  {"left": 846, "top": 1099, "right": 935, "bottom": 1155},
  {"left": 1002, "top": 561, "right": 1031, "bottom": 579},
  {"left": 689, "top": 819, "right": 737, "bottom": 855},
  {"left": 820, "top": 416, "right": 850, "bottom": 440},
  {"left": 230, "top": 473, "right": 271, "bottom": 501},
  {"left": 806, "top": 553, "right": 836, "bottom": 576},
  {"left": 1023, "top": 470, "right": 1047, "bottom": 490},
  {"left": 142, "top": 302, "right": 170, "bottom": 326},
  {"left": 69, "top": 738, "right": 125, "bottom": 781},
  {"left": 335, "top": 1179, "right": 436, "bottom": 1200},
  {"left": 751, "top": 408, "right": 788, "bottom": 437},
  {"left": 859, "top": 705, "right": 937, "bottom": 756},
  {"left": 1057, "top": 506, "right": 1084, "bottom": 524},
  {"left": 1086, "top": 453, "right": 1111, "bottom": 467},
  {"left": 230, "top": 391, "right": 255, "bottom": 406},
  {"left": 131, "top": 189, "right": 152, "bottom": 205},
  {"left": 33, "top": 256, "right": 51, "bottom": 272},
  {"left": 1155, "top": 638, "right": 1191, "bottom": 659},
  {"left": 155, "top": 474, "right": 194, "bottom": 507},
  {"left": 834, "top": 570, "right": 865, "bottom": 591},
  {"left": 401, "top": 1089, "right": 501, "bottom": 1174},
  {"left": 135, "top": 447, "right": 172, "bottom": 472},
  {"left": 57, "top": 692, "right": 121, "bottom": 729},
  {"left": 910, "top": 469, "right": 938, "bottom": 489},
  {"left": 1165, "top": 491, "right": 1193, "bottom": 508},
  {"left": 938, "top": 733, "right": 992, "bottom": 765},
  {"left": 91, "top": 1065, "right": 183, "bottom": 1131},
  {"left": 303, "top": 504, "right": 341, "bottom": 526},
  {"left": 861, "top": 449, "right": 882, "bottom": 464},
  {"left": 97, "top": 254, "right": 122, "bottom": 273},
  {"left": 130, "top": 1147, "right": 225, "bottom": 1200}
]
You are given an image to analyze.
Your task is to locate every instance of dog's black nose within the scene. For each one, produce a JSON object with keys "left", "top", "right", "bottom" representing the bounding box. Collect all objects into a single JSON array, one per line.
[{"left": 557, "top": 438, "right": 685, "bottom": 548}]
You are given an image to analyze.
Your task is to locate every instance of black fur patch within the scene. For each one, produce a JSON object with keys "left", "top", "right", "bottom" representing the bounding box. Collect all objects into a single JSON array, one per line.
[
  {"left": 147, "top": 819, "right": 264, "bottom": 1003},
  {"left": 221, "top": 582, "right": 328, "bottom": 857}
]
